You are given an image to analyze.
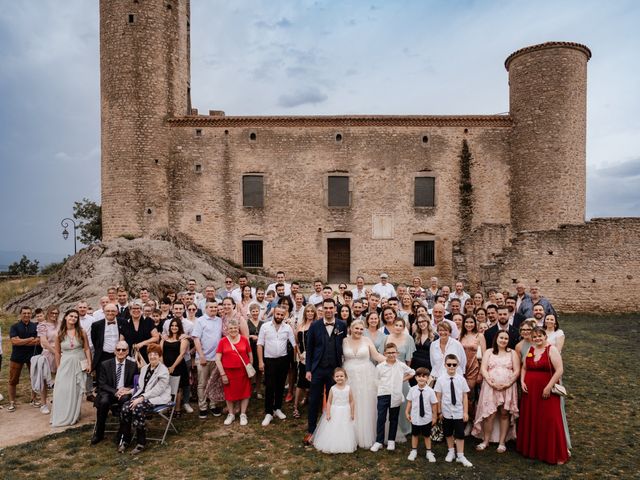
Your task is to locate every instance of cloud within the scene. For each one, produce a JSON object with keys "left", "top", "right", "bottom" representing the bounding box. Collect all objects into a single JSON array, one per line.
[
  {"left": 595, "top": 157, "right": 640, "bottom": 178},
  {"left": 277, "top": 86, "right": 328, "bottom": 108},
  {"left": 254, "top": 17, "right": 293, "bottom": 30},
  {"left": 587, "top": 158, "right": 640, "bottom": 218}
]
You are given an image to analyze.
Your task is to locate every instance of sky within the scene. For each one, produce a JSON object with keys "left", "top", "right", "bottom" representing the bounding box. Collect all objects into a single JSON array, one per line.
[{"left": 0, "top": 0, "right": 638, "bottom": 265}]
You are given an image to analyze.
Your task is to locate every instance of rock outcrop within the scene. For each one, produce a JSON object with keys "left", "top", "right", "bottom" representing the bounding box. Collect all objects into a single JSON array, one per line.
[{"left": 4, "top": 233, "right": 272, "bottom": 313}]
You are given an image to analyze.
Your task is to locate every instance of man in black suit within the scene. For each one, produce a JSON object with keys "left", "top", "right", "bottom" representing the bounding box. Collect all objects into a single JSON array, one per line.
[
  {"left": 484, "top": 306, "right": 519, "bottom": 350},
  {"left": 304, "top": 298, "right": 347, "bottom": 444},
  {"left": 116, "top": 287, "right": 131, "bottom": 322},
  {"left": 92, "top": 340, "right": 138, "bottom": 445},
  {"left": 91, "top": 304, "right": 125, "bottom": 373}
]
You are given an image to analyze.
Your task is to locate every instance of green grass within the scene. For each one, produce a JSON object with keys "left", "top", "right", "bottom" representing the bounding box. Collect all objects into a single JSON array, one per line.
[{"left": 1, "top": 279, "right": 638, "bottom": 479}]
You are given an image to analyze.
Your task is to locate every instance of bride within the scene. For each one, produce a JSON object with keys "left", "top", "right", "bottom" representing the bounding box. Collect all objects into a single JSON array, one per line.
[{"left": 343, "top": 319, "right": 386, "bottom": 448}]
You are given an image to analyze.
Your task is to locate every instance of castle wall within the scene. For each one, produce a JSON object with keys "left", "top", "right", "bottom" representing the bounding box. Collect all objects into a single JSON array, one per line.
[
  {"left": 480, "top": 218, "right": 640, "bottom": 313},
  {"left": 165, "top": 122, "right": 511, "bottom": 283}
]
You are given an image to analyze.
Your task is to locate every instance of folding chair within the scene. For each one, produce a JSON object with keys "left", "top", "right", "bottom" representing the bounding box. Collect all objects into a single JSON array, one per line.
[{"left": 147, "top": 375, "right": 180, "bottom": 444}]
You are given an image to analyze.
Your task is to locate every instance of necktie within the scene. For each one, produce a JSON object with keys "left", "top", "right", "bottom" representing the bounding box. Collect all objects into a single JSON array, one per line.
[
  {"left": 116, "top": 362, "right": 123, "bottom": 386},
  {"left": 419, "top": 389, "right": 425, "bottom": 417},
  {"left": 450, "top": 377, "right": 457, "bottom": 406}
]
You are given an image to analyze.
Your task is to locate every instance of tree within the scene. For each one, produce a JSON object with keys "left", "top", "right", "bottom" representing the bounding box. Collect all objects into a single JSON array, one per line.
[
  {"left": 73, "top": 198, "right": 102, "bottom": 244},
  {"left": 7, "top": 255, "right": 40, "bottom": 276},
  {"left": 40, "top": 256, "right": 69, "bottom": 275}
]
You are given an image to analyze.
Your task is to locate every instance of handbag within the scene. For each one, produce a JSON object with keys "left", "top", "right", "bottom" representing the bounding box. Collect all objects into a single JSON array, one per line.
[
  {"left": 228, "top": 337, "right": 256, "bottom": 378},
  {"left": 546, "top": 346, "right": 567, "bottom": 397}
]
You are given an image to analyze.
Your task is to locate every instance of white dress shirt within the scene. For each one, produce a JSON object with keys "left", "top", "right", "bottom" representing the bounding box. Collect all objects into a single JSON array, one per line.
[
  {"left": 257, "top": 321, "right": 296, "bottom": 358},
  {"left": 103, "top": 321, "right": 120, "bottom": 354},
  {"left": 372, "top": 282, "right": 397, "bottom": 299},
  {"left": 375, "top": 360, "right": 415, "bottom": 407},
  {"left": 434, "top": 373, "right": 470, "bottom": 419}
]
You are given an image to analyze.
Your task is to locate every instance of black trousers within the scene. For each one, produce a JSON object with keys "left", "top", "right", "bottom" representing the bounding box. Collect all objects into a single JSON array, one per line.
[
  {"left": 307, "top": 366, "right": 335, "bottom": 434},
  {"left": 264, "top": 356, "right": 289, "bottom": 414},
  {"left": 95, "top": 392, "right": 131, "bottom": 439}
]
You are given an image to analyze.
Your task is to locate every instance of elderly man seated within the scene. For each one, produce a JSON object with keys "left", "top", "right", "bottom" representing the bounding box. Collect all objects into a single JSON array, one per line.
[
  {"left": 92, "top": 340, "right": 138, "bottom": 445},
  {"left": 117, "top": 343, "right": 171, "bottom": 454}
]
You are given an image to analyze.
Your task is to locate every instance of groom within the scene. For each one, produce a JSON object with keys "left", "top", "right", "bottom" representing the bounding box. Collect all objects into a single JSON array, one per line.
[{"left": 304, "top": 297, "right": 347, "bottom": 444}]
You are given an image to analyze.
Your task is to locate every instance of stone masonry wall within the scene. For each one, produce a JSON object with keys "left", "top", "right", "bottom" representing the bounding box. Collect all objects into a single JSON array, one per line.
[
  {"left": 480, "top": 218, "right": 640, "bottom": 313},
  {"left": 165, "top": 122, "right": 511, "bottom": 283}
]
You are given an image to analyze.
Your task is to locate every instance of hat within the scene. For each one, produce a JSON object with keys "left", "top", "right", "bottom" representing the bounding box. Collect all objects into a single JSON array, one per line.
[{"left": 380, "top": 273, "right": 389, "bottom": 278}]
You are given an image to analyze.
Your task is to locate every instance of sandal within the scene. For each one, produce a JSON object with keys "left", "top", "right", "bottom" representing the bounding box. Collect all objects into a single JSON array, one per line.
[
  {"left": 476, "top": 442, "right": 488, "bottom": 451},
  {"left": 497, "top": 444, "right": 507, "bottom": 453},
  {"left": 292, "top": 408, "right": 300, "bottom": 419}
]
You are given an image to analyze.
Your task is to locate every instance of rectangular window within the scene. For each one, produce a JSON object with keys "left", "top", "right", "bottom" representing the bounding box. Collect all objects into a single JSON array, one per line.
[
  {"left": 242, "top": 240, "right": 263, "bottom": 268},
  {"left": 415, "top": 177, "right": 435, "bottom": 207},
  {"left": 243, "top": 175, "right": 264, "bottom": 207},
  {"left": 414, "top": 241, "right": 435, "bottom": 267},
  {"left": 328, "top": 176, "right": 350, "bottom": 207}
]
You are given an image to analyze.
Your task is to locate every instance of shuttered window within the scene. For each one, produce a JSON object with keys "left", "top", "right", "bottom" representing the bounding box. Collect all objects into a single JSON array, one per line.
[
  {"left": 415, "top": 177, "right": 435, "bottom": 207},
  {"left": 243, "top": 175, "right": 264, "bottom": 207},
  {"left": 328, "top": 176, "right": 350, "bottom": 207},
  {"left": 414, "top": 241, "right": 435, "bottom": 266},
  {"left": 242, "top": 240, "right": 263, "bottom": 268}
]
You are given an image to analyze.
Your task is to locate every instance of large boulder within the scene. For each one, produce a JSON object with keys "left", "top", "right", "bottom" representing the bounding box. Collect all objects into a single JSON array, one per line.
[{"left": 4, "top": 233, "right": 272, "bottom": 313}]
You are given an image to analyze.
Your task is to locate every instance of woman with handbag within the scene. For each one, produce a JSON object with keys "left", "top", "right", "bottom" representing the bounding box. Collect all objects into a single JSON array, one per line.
[
  {"left": 51, "top": 309, "right": 92, "bottom": 427},
  {"left": 517, "top": 327, "right": 569, "bottom": 464},
  {"left": 293, "top": 304, "right": 317, "bottom": 418},
  {"left": 215, "top": 319, "right": 253, "bottom": 426}
]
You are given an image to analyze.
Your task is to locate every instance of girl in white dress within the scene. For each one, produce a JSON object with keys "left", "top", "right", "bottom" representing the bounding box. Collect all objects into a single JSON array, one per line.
[
  {"left": 313, "top": 368, "right": 358, "bottom": 454},
  {"left": 343, "top": 320, "right": 386, "bottom": 448}
]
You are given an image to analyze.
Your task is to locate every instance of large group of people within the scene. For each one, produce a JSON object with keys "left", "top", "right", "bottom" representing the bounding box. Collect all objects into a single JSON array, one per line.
[{"left": 3, "top": 272, "right": 570, "bottom": 465}]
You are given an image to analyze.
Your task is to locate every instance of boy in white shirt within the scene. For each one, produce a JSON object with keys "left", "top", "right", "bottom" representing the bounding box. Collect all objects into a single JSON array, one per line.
[
  {"left": 405, "top": 367, "right": 438, "bottom": 462},
  {"left": 370, "top": 342, "right": 415, "bottom": 452},
  {"left": 434, "top": 354, "right": 472, "bottom": 467}
]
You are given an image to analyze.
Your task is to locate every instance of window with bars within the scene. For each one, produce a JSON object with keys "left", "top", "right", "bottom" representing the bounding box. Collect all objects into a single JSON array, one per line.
[
  {"left": 414, "top": 241, "right": 435, "bottom": 267},
  {"left": 414, "top": 176, "right": 435, "bottom": 207},
  {"left": 242, "top": 240, "right": 263, "bottom": 268},
  {"left": 243, "top": 175, "right": 264, "bottom": 207},
  {"left": 328, "top": 176, "right": 350, "bottom": 207}
]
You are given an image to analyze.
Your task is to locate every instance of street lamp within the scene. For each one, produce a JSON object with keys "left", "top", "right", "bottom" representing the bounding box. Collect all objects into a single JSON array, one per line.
[{"left": 61, "top": 217, "right": 77, "bottom": 254}]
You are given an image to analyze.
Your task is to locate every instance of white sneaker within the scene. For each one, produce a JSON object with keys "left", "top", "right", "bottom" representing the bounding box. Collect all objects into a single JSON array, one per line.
[
  {"left": 407, "top": 449, "right": 417, "bottom": 461},
  {"left": 387, "top": 440, "right": 395, "bottom": 451},
  {"left": 261, "top": 414, "right": 273, "bottom": 426},
  {"left": 445, "top": 450, "right": 456, "bottom": 462},
  {"left": 457, "top": 455, "right": 473, "bottom": 467},
  {"left": 426, "top": 451, "right": 436, "bottom": 463},
  {"left": 239, "top": 413, "right": 248, "bottom": 426},
  {"left": 370, "top": 442, "right": 383, "bottom": 452},
  {"left": 183, "top": 403, "right": 194, "bottom": 414},
  {"left": 223, "top": 414, "right": 235, "bottom": 425},
  {"left": 40, "top": 405, "right": 50, "bottom": 415},
  {"left": 274, "top": 409, "right": 286, "bottom": 420}
]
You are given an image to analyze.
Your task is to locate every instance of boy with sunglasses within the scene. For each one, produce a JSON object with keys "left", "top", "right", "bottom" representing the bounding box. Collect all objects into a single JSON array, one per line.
[{"left": 434, "top": 354, "right": 472, "bottom": 467}]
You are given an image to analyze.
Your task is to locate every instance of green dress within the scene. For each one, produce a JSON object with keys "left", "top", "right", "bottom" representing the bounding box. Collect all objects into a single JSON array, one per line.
[{"left": 51, "top": 335, "right": 86, "bottom": 427}]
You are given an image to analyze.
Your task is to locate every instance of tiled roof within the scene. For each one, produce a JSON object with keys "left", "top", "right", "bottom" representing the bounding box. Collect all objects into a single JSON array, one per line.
[
  {"left": 505, "top": 42, "right": 592, "bottom": 70},
  {"left": 167, "top": 114, "right": 512, "bottom": 128}
]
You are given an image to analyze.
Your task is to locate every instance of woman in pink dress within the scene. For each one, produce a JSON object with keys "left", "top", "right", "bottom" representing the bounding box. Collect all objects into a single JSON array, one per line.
[
  {"left": 459, "top": 315, "right": 486, "bottom": 423},
  {"left": 473, "top": 330, "right": 520, "bottom": 453},
  {"left": 36, "top": 305, "right": 60, "bottom": 414}
]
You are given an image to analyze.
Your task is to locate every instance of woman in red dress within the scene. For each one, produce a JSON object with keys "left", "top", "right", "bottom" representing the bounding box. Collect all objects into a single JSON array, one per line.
[
  {"left": 215, "top": 319, "right": 253, "bottom": 426},
  {"left": 517, "top": 327, "right": 569, "bottom": 464}
]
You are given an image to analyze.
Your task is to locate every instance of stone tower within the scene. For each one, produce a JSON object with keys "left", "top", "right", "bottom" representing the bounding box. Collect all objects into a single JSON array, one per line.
[
  {"left": 100, "top": 0, "right": 191, "bottom": 240},
  {"left": 506, "top": 42, "right": 591, "bottom": 232}
]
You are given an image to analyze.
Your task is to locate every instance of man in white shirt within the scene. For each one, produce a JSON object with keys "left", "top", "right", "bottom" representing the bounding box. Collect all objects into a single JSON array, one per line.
[
  {"left": 198, "top": 285, "right": 219, "bottom": 311},
  {"left": 192, "top": 301, "right": 223, "bottom": 418},
  {"left": 78, "top": 300, "right": 98, "bottom": 399},
  {"left": 257, "top": 305, "right": 296, "bottom": 426},
  {"left": 186, "top": 278, "right": 204, "bottom": 304},
  {"left": 307, "top": 280, "right": 324, "bottom": 306},
  {"left": 448, "top": 282, "right": 471, "bottom": 309},
  {"left": 266, "top": 271, "right": 291, "bottom": 297},
  {"left": 431, "top": 304, "right": 460, "bottom": 340},
  {"left": 93, "top": 296, "right": 109, "bottom": 322},
  {"left": 216, "top": 277, "right": 235, "bottom": 299},
  {"left": 253, "top": 287, "right": 269, "bottom": 321},
  {"left": 352, "top": 276, "right": 368, "bottom": 301},
  {"left": 291, "top": 292, "right": 305, "bottom": 328},
  {"left": 372, "top": 273, "right": 396, "bottom": 299}
]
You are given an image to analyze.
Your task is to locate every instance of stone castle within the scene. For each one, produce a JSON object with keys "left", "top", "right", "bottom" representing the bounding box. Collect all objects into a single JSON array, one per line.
[{"left": 99, "top": 0, "right": 639, "bottom": 313}]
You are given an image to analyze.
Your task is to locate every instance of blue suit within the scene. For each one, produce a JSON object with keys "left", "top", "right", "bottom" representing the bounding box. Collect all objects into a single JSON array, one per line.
[{"left": 305, "top": 318, "right": 347, "bottom": 434}]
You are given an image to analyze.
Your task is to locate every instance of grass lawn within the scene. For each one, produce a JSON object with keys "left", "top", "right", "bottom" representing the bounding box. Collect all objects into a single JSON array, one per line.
[{"left": 0, "top": 278, "right": 638, "bottom": 479}]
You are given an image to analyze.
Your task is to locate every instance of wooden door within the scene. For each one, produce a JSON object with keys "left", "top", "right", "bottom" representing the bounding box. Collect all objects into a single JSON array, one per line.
[{"left": 327, "top": 239, "right": 350, "bottom": 283}]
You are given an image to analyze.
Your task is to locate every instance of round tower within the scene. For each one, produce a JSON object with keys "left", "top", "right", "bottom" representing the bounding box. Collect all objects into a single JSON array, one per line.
[
  {"left": 100, "top": 0, "right": 191, "bottom": 240},
  {"left": 506, "top": 42, "right": 591, "bottom": 232}
]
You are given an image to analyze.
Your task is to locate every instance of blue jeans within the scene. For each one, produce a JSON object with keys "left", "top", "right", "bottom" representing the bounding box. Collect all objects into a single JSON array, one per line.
[{"left": 376, "top": 395, "right": 400, "bottom": 443}]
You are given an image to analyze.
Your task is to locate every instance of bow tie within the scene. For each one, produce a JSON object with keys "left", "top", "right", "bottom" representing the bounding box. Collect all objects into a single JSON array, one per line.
[
  {"left": 325, "top": 322, "right": 334, "bottom": 327},
  {"left": 107, "top": 321, "right": 116, "bottom": 325}
]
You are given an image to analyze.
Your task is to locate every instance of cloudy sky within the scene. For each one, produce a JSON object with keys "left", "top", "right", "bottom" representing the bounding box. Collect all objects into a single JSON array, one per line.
[{"left": 0, "top": 0, "right": 638, "bottom": 265}]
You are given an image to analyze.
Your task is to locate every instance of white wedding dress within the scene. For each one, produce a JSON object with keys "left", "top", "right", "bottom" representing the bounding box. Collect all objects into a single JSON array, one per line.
[
  {"left": 343, "top": 339, "right": 378, "bottom": 448},
  {"left": 313, "top": 385, "right": 358, "bottom": 454}
]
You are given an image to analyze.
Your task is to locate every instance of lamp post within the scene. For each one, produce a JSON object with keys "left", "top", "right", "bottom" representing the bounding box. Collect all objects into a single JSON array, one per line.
[{"left": 61, "top": 217, "right": 77, "bottom": 254}]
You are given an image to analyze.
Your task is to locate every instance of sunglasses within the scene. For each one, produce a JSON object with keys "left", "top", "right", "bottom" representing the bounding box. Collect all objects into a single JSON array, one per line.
[
  {"left": 188, "top": 308, "right": 197, "bottom": 311},
  {"left": 446, "top": 363, "right": 458, "bottom": 367},
  {"left": 115, "top": 348, "right": 128, "bottom": 352}
]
